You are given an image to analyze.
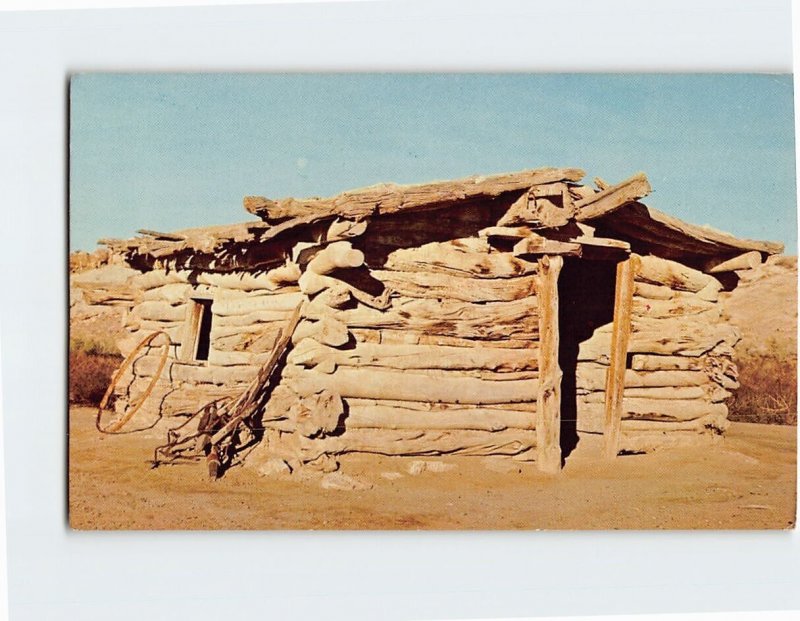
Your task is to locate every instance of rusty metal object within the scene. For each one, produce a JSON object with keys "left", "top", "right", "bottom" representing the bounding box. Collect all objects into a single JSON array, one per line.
[{"left": 96, "top": 330, "right": 171, "bottom": 434}]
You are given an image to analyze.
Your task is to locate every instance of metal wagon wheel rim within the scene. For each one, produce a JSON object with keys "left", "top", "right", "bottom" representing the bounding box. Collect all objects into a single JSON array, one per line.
[{"left": 96, "top": 330, "right": 171, "bottom": 434}]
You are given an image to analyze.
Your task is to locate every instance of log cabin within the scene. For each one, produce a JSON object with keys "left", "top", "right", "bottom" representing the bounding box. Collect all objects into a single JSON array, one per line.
[{"left": 82, "top": 167, "right": 784, "bottom": 474}]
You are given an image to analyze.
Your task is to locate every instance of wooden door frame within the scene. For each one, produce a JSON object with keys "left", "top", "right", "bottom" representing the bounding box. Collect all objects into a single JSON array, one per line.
[
  {"left": 603, "top": 255, "right": 638, "bottom": 458},
  {"left": 535, "top": 253, "right": 638, "bottom": 472}
]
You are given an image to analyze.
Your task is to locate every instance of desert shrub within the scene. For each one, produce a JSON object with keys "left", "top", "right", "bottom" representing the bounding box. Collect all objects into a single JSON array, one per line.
[
  {"left": 69, "top": 334, "right": 119, "bottom": 356},
  {"left": 728, "top": 354, "right": 797, "bottom": 425},
  {"left": 69, "top": 341, "right": 122, "bottom": 405}
]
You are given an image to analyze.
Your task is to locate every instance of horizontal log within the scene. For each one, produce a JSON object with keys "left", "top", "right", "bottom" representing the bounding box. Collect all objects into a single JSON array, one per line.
[
  {"left": 287, "top": 340, "right": 538, "bottom": 373},
  {"left": 211, "top": 292, "right": 304, "bottom": 316},
  {"left": 622, "top": 412, "right": 728, "bottom": 432},
  {"left": 577, "top": 408, "right": 728, "bottom": 434},
  {"left": 575, "top": 172, "right": 652, "bottom": 221},
  {"left": 365, "top": 329, "right": 538, "bottom": 350},
  {"left": 130, "top": 270, "right": 191, "bottom": 290},
  {"left": 373, "top": 269, "right": 537, "bottom": 302},
  {"left": 512, "top": 235, "right": 581, "bottom": 257},
  {"left": 384, "top": 238, "right": 539, "bottom": 279},
  {"left": 131, "top": 301, "right": 187, "bottom": 322},
  {"left": 211, "top": 330, "right": 280, "bottom": 353},
  {"left": 160, "top": 384, "right": 243, "bottom": 416},
  {"left": 705, "top": 250, "right": 762, "bottom": 273},
  {"left": 344, "top": 403, "right": 535, "bottom": 431},
  {"left": 244, "top": 167, "right": 585, "bottom": 221},
  {"left": 283, "top": 367, "right": 538, "bottom": 404},
  {"left": 632, "top": 296, "right": 717, "bottom": 319},
  {"left": 578, "top": 400, "right": 728, "bottom": 425},
  {"left": 576, "top": 366, "right": 711, "bottom": 390},
  {"left": 210, "top": 323, "right": 277, "bottom": 339},
  {"left": 207, "top": 350, "right": 270, "bottom": 366},
  {"left": 580, "top": 386, "right": 707, "bottom": 401},
  {"left": 171, "top": 363, "right": 257, "bottom": 386},
  {"left": 579, "top": 321, "right": 739, "bottom": 360},
  {"left": 298, "top": 428, "right": 536, "bottom": 458},
  {"left": 622, "top": 399, "right": 727, "bottom": 422},
  {"left": 630, "top": 354, "right": 705, "bottom": 371},
  {"left": 141, "top": 283, "right": 192, "bottom": 304},
  {"left": 130, "top": 355, "right": 256, "bottom": 385},
  {"left": 304, "top": 296, "right": 539, "bottom": 340},
  {"left": 196, "top": 270, "right": 296, "bottom": 291},
  {"left": 214, "top": 311, "right": 288, "bottom": 328},
  {"left": 636, "top": 255, "right": 720, "bottom": 293},
  {"left": 345, "top": 398, "right": 538, "bottom": 413},
  {"left": 634, "top": 281, "right": 720, "bottom": 304},
  {"left": 618, "top": 430, "right": 723, "bottom": 453}
]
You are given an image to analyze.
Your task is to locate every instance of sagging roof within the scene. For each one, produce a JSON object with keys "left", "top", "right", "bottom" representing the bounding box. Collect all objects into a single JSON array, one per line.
[{"left": 100, "top": 167, "right": 784, "bottom": 273}]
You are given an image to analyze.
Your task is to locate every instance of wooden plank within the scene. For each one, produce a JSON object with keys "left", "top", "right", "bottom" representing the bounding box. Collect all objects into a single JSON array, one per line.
[
  {"left": 288, "top": 340, "right": 539, "bottom": 373},
  {"left": 575, "top": 173, "right": 652, "bottom": 221},
  {"left": 514, "top": 235, "right": 582, "bottom": 257},
  {"left": 243, "top": 167, "right": 586, "bottom": 222},
  {"left": 298, "top": 428, "right": 536, "bottom": 459},
  {"left": 283, "top": 366, "right": 539, "bottom": 405},
  {"left": 384, "top": 238, "right": 539, "bottom": 279},
  {"left": 536, "top": 254, "right": 563, "bottom": 473},
  {"left": 604, "top": 256, "right": 638, "bottom": 458}
]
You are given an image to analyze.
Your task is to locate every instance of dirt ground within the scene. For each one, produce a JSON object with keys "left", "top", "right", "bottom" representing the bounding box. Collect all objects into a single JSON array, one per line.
[{"left": 69, "top": 406, "right": 796, "bottom": 530}]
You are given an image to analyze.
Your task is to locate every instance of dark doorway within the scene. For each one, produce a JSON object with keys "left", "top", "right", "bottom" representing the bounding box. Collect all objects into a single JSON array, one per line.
[
  {"left": 557, "top": 259, "right": 617, "bottom": 463},
  {"left": 194, "top": 300, "right": 213, "bottom": 361}
]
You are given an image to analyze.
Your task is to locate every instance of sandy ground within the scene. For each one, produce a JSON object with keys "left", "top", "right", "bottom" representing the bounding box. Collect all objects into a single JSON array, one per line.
[{"left": 69, "top": 406, "right": 796, "bottom": 530}]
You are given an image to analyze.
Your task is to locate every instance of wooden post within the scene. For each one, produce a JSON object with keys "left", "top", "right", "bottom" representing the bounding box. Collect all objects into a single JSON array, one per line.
[
  {"left": 536, "top": 255, "right": 563, "bottom": 474},
  {"left": 603, "top": 255, "right": 638, "bottom": 458}
]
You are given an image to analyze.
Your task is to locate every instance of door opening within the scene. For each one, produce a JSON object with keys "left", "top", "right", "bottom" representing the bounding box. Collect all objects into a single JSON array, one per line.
[{"left": 557, "top": 259, "right": 617, "bottom": 463}]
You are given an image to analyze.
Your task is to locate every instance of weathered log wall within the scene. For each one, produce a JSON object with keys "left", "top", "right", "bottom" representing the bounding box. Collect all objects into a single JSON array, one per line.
[
  {"left": 110, "top": 266, "right": 303, "bottom": 424},
  {"left": 268, "top": 233, "right": 541, "bottom": 465},
  {"left": 103, "top": 220, "right": 739, "bottom": 463},
  {"left": 575, "top": 254, "right": 738, "bottom": 452}
]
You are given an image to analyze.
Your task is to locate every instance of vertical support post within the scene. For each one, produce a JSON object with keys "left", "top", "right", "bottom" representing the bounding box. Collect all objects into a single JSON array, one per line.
[
  {"left": 603, "top": 255, "right": 638, "bottom": 458},
  {"left": 536, "top": 254, "right": 563, "bottom": 474}
]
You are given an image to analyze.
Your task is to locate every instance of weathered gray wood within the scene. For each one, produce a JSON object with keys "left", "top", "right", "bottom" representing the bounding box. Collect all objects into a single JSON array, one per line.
[
  {"left": 384, "top": 238, "right": 539, "bottom": 279},
  {"left": 497, "top": 190, "right": 572, "bottom": 228},
  {"left": 604, "top": 257, "right": 636, "bottom": 458},
  {"left": 373, "top": 270, "right": 537, "bottom": 302},
  {"left": 513, "top": 235, "right": 581, "bottom": 257},
  {"left": 632, "top": 296, "right": 717, "bottom": 319},
  {"left": 291, "top": 317, "right": 350, "bottom": 347},
  {"left": 344, "top": 403, "right": 536, "bottom": 431},
  {"left": 287, "top": 340, "right": 539, "bottom": 372},
  {"left": 536, "top": 254, "right": 562, "bottom": 473},
  {"left": 283, "top": 366, "right": 539, "bottom": 405},
  {"left": 630, "top": 354, "right": 705, "bottom": 372},
  {"left": 636, "top": 255, "right": 718, "bottom": 293},
  {"left": 304, "top": 296, "right": 540, "bottom": 341},
  {"left": 131, "top": 301, "right": 187, "bottom": 322},
  {"left": 575, "top": 172, "right": 652, "bottom": 221},
  {"left": 297, "top": 428, "right": 536, "bottom": 458},
  {"left": 211, "top": 292, "right": 304, "bottom": 316},
  {"left": 244, "top": 167, "right": 585, "bottom": 221},
  {"left": 705, "top": 250, "right": 763, "bottom": 273}
]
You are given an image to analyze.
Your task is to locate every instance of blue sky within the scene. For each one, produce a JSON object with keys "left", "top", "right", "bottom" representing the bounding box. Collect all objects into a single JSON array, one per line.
[{"left": 70, "top": 73, "right": 796, "bottom": 253}]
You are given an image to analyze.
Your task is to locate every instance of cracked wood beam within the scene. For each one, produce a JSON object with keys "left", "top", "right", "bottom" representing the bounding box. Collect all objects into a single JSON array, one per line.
[{"left": 575, "top": 172, "right": 652, "bottom": 222}]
